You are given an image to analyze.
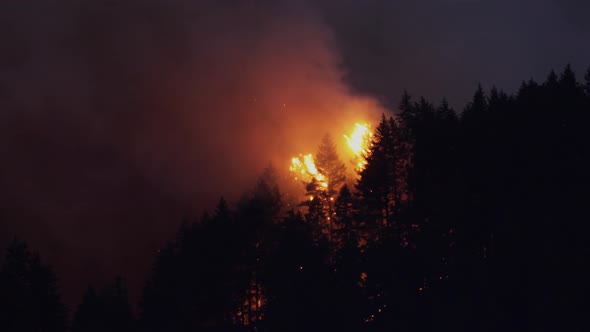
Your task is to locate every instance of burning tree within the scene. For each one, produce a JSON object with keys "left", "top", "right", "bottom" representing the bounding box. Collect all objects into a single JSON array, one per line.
[
  {"left": 315, "top": 133, "right": 347, "bottom": 239},
  {"left": 316, "top": 133, "right": 347, "bottom": 197},
  {"left": 289, "top": 124, "right": 374, "bottom": 246},
  {"left": 344, "top": 123, "right": 373, "bottom": 172}
]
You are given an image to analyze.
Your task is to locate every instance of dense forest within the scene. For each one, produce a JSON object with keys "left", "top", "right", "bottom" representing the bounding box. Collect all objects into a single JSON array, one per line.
[{"left": 1, "top": 65, "right": 589, "bottom": 332}]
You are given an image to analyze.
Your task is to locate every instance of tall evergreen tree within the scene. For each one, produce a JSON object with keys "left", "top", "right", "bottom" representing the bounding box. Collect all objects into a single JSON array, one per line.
[
  {"left": 461, "top": 83, "right": 488, "bottom": 123},
  {"left": 72, "top": 278, "right": 134, "bottom": 332},
  {"left": 0, "top": 239, "right": 67, "bottom": 332},
  {"left": 333, "top": 184, "right": 356, "bottom": 246},
  {"left": 356, "top": 114, "right": 404, "bottom": 241},
  {"left": 316, "top": 133, "right": 347, "bottom": 198},
  {"left": 399, "top": 89, "right": 416, "bottom": 130},
  {"left": 315, "top": 133, "right": 347, "bottom": 239}
]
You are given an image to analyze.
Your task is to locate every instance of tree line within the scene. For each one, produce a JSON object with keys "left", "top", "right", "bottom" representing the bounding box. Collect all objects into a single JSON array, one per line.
[{"left": 1, "top": 65, "right": 589, "bottom": 332}]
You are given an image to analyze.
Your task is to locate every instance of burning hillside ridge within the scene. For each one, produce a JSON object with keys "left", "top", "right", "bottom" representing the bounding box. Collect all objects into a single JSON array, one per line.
[{"left": 289, "top": 122, "right": 373, "bottom": 191}]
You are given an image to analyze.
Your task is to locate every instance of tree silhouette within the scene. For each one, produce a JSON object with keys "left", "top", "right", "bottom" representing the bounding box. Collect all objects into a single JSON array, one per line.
[
  {"left": 356, "top": 114, "right": 406, "bottom": 242},
  {"left": 316, "top": 133, "right": 347, "bottom": 197},
  {"left": 584, "top": 67, "right": 590, "bottom": 97},
  {"left": 72, "top": 277, "right": 134, "bottom": 332},
  {"left": 129, "top": 64, "right": 590, "bottom": 331},
  {"left": 0, "top": 239, "right": 67, "bottom": 332}
]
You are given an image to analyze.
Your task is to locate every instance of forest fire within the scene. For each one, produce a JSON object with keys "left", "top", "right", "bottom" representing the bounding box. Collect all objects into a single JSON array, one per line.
[
  {"left": 289, "top": 122, "right": 373, "bottom": 188},
  {"left": 344, "top": 122, "right": 373, "bottom": 171},
  {"left": 289, "top": 154, "right": 328, "bottom": 189}
]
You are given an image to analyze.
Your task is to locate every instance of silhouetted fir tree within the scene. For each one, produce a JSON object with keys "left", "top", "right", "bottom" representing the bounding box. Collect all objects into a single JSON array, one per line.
[
  {"left": 262, "top": 210, "right": 363, "bottom": 332},
  {"left": 387, "top": 116, "right": 408, "bottom": 216},
  {"left": 71, "top": 286, "right": 101, "bottom": 332},
  {"left": 356, "top": 114, "right": 401, "bottom": 241},
  {"left": 584, "top": 67, "right": 590, "bottom": 97},
  {"left": 133, "top": 65, "right": 590, "bottom": 332},
  {"left": 404, "top": 97, "right": 436, "bottom": 210},
  {"left": 461, "top": 83, "right": 488, "bottom": 122},
  {"left": 316, "top": 133, "right": 347, "bottom": 196},
  {"left": 333, "top": 184, "right": 356, "bottom": 247},
  {"left": 28, "top": 254, "right": 68, "bottom": 332},
  {"left": 545, "top": 69, "right": 558, "bottom": 88},
  {"left": 252, "top": 165, "right": 283, "bottom": 219},
  {"left": 233, "top": 177, "right": 282, "bottom": 330},
  {"left": 72, "top": 278, "right": 134, "bottom": 332},
  {"left": 315, "top": 133, "right": 347, "bottom": 239},
  {"left": 140, "top": 200, "right": 240, "bottom": 332},
  {"left": 140, "top": 241, "right": 186, "bottom": 332},
  {"left": 436, "top": 98, "right": 458, "bottom": 125},
  {"left": 0, "top": 239, "right": 67, "bottom": 332},
  {"left": 299, "top": 178, "right": 326, "bottom": 242},
  {"left": 398, "top": 90, "right": 416, "bottom": 131}
]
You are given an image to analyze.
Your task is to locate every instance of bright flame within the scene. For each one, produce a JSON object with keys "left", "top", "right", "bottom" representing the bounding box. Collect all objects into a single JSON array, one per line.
[
  {"left": 290, "top": 154, "right": 328, "bottom": 189},
  {"left": 344, "top": 123, "right": 373, "bottom": 171},
  {"left": 289, "top": 122, "right": 373, "bottom": 192}
]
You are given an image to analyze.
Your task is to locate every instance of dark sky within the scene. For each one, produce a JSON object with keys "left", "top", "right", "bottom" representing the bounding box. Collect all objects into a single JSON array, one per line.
[
  {"left": 1, "top": 0, "right": 588, "bottom": 309},
  {"left": 320, "top": 0, "right": 590, "bottom": 107}
]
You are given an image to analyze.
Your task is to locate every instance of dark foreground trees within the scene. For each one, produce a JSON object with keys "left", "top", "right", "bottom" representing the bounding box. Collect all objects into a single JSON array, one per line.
[
  {"left": 138, "top": 64, "right": 589, "bottom": 332},
  {"left": 72, "top": 277, "right": 134, "bottom": 332},
  {"left": 0, "top": 239, "right": 67, "bottom": 332},
  {"left": 2, "top": 64, "right": 588, "bottom": 332}
]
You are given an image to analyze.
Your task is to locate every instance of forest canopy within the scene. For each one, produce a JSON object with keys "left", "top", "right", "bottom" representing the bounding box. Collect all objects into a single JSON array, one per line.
[{"left": 1, "top": 65, "right": 589, "bottom": 332}]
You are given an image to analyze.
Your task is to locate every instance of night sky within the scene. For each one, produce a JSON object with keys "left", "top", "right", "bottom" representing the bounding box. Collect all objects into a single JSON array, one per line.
[{"left": 1, "top": 0, "right": 589, "bottom": 308}]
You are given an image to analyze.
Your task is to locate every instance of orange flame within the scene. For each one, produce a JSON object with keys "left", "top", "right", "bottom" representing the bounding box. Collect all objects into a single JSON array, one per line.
[
  {"left": 344, "top": 123, "right": 372, "bottom": 171},
  {"left": 290, "top": 154, "right": 328, "bottom": 189},
  {"left": 289, "top": 122, "right": 373, "bottom": 191}
]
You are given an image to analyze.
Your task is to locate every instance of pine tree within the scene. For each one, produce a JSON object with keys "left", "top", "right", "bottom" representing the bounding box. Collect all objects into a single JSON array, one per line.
[
  {"left": 0, "top": 240, "right": 67, "bottom": 332},
  {"left": 436, "top": 98, "right": 457, "bottom": 124},
  {"left": 356, "top": 114, "right": 401, "bottom": 241},
  {"left": 253, "top": 164, "right": 283, "bottom": 219},
  {"left": 314, "top": 133, "right": 347, "bottom": 239},
  {"left": 333, "top": 184, "right": 356, "bottom": 247},
  {"left": 399, "top": 90, "right": 415, "bottom": 129},
  {"left": 461, "top": 83, "right": 488, "bottom": 123},
  {"left": 29, "top": 254, "right": 68, "bottom": 332},
  {"left": 72, "top": 278, "right": 134, "bottom": 332},
  {"left": 559, "top": 63, "right": 577, "bottom": 90},
  {"left": 545, "top": 70, "right": 558, "bottom": 89},
  {"left": 71, "top": 286, "right": 101, "bottom": 332},
  {"left": 316, "top": 133, "right": 347, "bottom": 197},
  {"left": 214, "top": 196, "right": 231, "bottom": 224},
  {"left": 262, "top": 210, "right": 360, "bottom": 332}
]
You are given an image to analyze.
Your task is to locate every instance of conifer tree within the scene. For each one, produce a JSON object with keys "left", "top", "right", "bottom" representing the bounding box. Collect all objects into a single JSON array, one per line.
[
  {"left": 461, "top": 83, "right": 488, "bottom": 123},
  {"left": 315, "top": 133, "right": 347, "bottom": 238},
  {"left": 356, "top": 115, "right": 402, "bottom": 240},
  {"left": 0, "top": 240, "right": 67, "bottom": 332},
  {"left": 334, "top": 184, "right": 354, "bottom": 240},
  {"left": 72, "top": 278, "right": 134, "bottom": 332},
  {"left": 316, "top": 133, "right": 347, "bottom": 196}
]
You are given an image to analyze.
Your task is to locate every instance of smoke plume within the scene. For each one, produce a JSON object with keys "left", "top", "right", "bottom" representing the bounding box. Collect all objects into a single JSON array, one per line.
[{"left": 0, "top": 0, "right": 384, "bottom": 306}]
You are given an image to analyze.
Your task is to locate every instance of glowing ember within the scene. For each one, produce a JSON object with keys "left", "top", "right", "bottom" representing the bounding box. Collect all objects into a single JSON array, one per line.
[
  {"left": 344, "top": 123, "right": 373, "bottom": 171},
  {"left": 290, "top": 154, "right": 328, "bottom": 189}
]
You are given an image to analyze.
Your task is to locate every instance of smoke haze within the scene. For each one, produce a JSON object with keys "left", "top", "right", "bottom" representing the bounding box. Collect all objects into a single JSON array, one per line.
[
  {"left": 3, "top": 0, "right": 589, "bottom": 310},
  {"left": 0, "top": 0, "right": 384, "bottom": 307}
]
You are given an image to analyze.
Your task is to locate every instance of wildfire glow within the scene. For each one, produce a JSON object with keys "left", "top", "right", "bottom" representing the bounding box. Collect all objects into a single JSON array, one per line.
[
  {"left": 290, "top": 154, "right": 328, "bottom": 189},
  {"left": 289, "top": 122, "right": 373, "bottom": 191},
  {"left": 344, "top": 123, "right": 373, "bottom": 171}
]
